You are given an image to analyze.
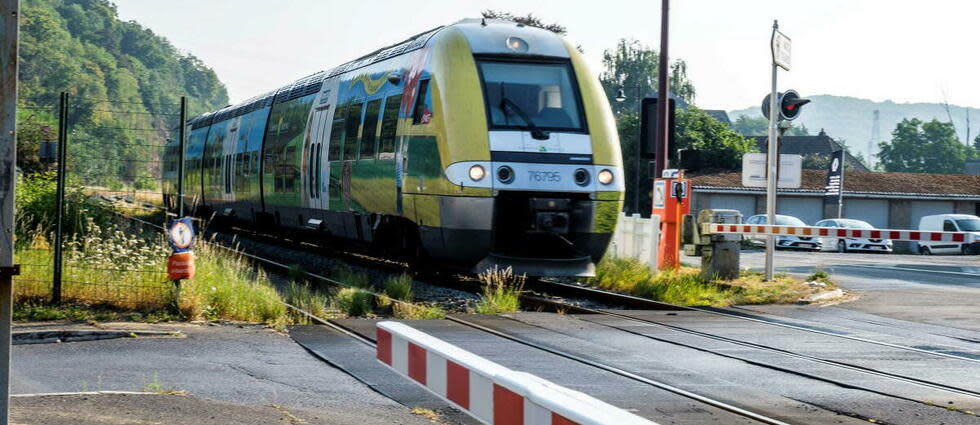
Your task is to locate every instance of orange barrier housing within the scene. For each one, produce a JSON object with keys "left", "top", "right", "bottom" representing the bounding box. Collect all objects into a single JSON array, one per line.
[
  {"left": 167, "top": 251, "right": 195, "bottom": 281},
  {"left": 652, "top": 177, "right": 690, "bottom": 270}
]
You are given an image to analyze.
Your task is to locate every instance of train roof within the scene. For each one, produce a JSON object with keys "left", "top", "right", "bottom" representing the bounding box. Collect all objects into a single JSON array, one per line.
[{"left": 189, "top": 19, "right": 569, "bottom": 126}]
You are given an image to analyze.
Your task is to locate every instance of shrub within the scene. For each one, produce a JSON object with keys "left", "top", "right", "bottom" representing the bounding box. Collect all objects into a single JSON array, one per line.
[
  {"left": 384, "top": 273, "right": 413, "bottom": 302},
  {"left": 475, "top": 266, "right": 523, "bottom": 314},
  {"left": 334, "top": 287, "right": 373, "bottom": 317}
]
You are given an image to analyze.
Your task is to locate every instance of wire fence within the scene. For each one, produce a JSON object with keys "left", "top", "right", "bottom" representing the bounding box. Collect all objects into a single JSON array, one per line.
[{"left": 13, "top": 93, "right": 184, "bottom": 310}]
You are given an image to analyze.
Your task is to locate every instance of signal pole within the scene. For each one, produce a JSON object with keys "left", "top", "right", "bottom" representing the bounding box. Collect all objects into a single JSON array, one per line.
[
  {"left": 764, "top": 22, "right": 780, "bottom": 281},
  {"left": 0, "top": 1, "right": 18, "bottom": 423}
]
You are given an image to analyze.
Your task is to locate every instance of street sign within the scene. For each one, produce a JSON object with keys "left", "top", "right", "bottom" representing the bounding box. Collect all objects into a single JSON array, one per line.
[
  {"left": 823, "top": 150, "right": 845, "bottom": 217},
  {"left": 168, "top": 217, "right": 195, "bottom": 253},
  {"left": 653, "top": 180, "right": 666, "bottom": 209},
  {"left": 772, "top": 28, "right": 791, "bottom": 71},
  {"left": 742, "top": 153, "right": 802, "bottom": 188}
]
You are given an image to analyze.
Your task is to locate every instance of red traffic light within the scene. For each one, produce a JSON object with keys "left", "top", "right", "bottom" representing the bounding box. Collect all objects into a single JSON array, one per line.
[{"left": 760, "top": 90, "right": 809, "bottom": 121}]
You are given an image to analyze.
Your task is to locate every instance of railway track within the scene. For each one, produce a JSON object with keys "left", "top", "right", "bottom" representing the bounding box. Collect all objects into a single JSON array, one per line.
[{"left": 114, "top": 211, "right": 980, "bottom": 422}]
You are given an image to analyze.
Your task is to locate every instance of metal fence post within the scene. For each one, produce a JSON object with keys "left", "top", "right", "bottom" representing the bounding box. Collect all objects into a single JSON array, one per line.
[
  {"left": 177, "top": 97, "right": 186, "bottom": 218},
  {"left": 0, "top": 1, "right": 19, "bottom": 423},
  {"left": 51, "top": 91, "right": 67, "bottom": 304}
]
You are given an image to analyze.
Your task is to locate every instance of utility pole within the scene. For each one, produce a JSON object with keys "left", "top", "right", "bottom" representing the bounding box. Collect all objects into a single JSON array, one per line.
[
  {"left": 654, "top": 0, "right": 670, "bottom": 179},
  {"left": 0, "top": 1, "right": 19, "bottom": 423}
]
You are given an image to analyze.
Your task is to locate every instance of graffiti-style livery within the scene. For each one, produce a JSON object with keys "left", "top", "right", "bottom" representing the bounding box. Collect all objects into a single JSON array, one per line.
[{"left": 164, "top": 19, "right": 625, "bottom": 276}]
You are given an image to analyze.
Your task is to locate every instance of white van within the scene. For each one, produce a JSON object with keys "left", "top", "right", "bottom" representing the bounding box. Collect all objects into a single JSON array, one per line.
[{"left": 917, "top": 214, "right": 980, "bottom": 255}]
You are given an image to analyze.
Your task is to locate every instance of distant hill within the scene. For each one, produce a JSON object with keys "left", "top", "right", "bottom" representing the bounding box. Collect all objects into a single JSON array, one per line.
[
  {"left": 729, "top": 95, "right": 979, "bottom": 164},
  {"left": 18, "top": 0, "right": 228, "bottom": 186}
]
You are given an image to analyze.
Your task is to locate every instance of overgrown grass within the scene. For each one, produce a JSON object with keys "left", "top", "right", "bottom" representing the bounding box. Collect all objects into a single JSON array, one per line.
[
  {"left": 14, "top": 219, "right": 290, "bottom": 325},
  {"left": 283, "top": 281, "right": 333, "bottom": 324},
  {"left": 393, "top": 302, "right": 446, "bottom": 320},
  {"left": 588, "top": 257, "right": 837, "bottom": 306},
  {"left": 333, "top": 287, "right": 373, "bottom": 317},
  {"left": 384, "top": 273, "right": 414, "bottom": 302},
  {"left": 475, "top": 267, "right": 524, "bottom": 314}
]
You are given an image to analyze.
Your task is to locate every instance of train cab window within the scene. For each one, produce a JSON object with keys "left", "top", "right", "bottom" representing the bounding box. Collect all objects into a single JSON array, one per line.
[
  {"left": 478, "top": 60, "right": 584, "bottom": 132},
  {"left": 378, "top": 94, "right": 401, "bottom": 158},
  {"left": 328, "top": 104, "right": 347, "bottom": 161},
  {"left": 360, "top": 99, "right": 382, "bottom": 159},
  {"left": 343, "top": 102, "right": 363, "bottom": 160},
  {"left": 412, "top": 79, "right": 430, "bottom": 124}
]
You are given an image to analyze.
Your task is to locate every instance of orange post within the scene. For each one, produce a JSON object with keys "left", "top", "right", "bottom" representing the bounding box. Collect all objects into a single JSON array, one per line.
[{"left": 652, "top": 175, "right": 690, "bottom": 270}]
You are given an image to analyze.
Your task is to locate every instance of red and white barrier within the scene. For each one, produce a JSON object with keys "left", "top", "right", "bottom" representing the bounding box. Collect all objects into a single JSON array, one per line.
[
  {"left": 376, "top": 321, "right": 658, "bottom": 425},
  {"left": 702, "top": 223, "right": 977, "bottom": 244}
]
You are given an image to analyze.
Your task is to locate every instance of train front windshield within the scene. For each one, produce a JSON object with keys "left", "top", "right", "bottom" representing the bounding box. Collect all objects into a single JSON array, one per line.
[{"left": 478, "top": 61, "right": 584, "bottom": 132}]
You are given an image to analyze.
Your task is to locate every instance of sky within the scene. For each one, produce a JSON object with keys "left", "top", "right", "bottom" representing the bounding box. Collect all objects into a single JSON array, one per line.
[{"left": 113, "top": 0, "right": 980, "bottom": 112}]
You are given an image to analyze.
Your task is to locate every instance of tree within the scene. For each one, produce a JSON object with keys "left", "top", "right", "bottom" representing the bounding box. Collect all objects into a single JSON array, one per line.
[
  {"left": 974, "top": 133, "right": 980, "bottom": 154},
  {"left": 619, "top": 107, "right": 754, "bottom": 215},
  {"left": 731, "top": 114, "right": 810, "bottom": 137},
  {"left": 480, "top": 10, "right": 566, "bottom": 34},
  {"left": 599, "top": 39, "right": 696, "bottom": 114},
  {"left": 878, "top": 118, "right": 978, "bottom": 174}
]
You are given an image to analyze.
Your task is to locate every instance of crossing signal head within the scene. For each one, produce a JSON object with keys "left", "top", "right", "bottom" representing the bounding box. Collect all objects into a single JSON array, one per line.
[{"left": 761, "top": 89, "right": 811, "bottom": 122}]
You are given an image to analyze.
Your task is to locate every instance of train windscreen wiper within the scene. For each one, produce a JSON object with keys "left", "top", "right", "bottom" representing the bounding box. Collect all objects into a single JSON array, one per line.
[{"left": 500, "top": 95, "right": 550, "bottom": 140}]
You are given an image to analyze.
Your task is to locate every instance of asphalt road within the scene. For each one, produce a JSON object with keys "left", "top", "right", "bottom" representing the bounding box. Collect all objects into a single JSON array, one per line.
[
  {"left": 685, "top": 249, "right": 980, "bottom": 331},
  {"left": 11, "top": 322, "right": 437, "bottom": 425}
]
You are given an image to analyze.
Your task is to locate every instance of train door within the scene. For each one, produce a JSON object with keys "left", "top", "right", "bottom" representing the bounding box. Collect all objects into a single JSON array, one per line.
[
  {"left": 221, "top": 119, "right": 238, "bottom": 202},
  {"left": 307, "top": 103, "right": 331, "bottom": 211}
]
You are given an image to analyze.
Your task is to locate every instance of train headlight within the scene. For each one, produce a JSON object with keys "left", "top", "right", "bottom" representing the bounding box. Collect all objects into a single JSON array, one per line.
[
  {"left": 505, "top": 37, "right": 529, "bottom": 53},
  {"left": 597, "top": 169, "right": 614, "bottom": 185},
  {"left": 469, "top": 164, "right": 486, "bottom": 181}
]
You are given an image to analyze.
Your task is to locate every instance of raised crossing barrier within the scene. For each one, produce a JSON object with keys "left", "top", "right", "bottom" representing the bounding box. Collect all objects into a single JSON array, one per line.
[
  {"left": 702, "top": 223, "right": 977, "bottom": 244},
  {"left": 376, "top": 321, "right": 658, "bottom": 425}
]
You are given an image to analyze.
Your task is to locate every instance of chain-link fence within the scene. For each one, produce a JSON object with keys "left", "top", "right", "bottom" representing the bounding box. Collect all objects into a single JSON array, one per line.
[{"left": 14, "top": 93, "right": 184, "bottom": 310}]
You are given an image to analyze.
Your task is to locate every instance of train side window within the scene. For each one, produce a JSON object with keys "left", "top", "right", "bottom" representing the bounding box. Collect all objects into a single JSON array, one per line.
[
  {"left": 328, "top": 104, "right": 347, "bottom": 161},
  {"left": 378, "top": 94, "right": 401, "bottom": 158},
  {"left": 360, "top": 99, "right": 382, "bottom": 159},
  {"left": 412, "top": 79, "right": 430, "bottom": 125},
  {"left": 343, "top": 102, "right": 363, "bottom": 160}
]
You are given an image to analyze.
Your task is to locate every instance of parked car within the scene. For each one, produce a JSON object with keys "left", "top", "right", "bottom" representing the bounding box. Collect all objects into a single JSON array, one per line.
[
  {"left": 917, "top": 214, "right": 980, "bottom": 255},
  {"left": 744, "top": 214, "right": 822, "bottom": 250},
  {"left": 814, "top": 218, "right": 893, "bottom": 253}
]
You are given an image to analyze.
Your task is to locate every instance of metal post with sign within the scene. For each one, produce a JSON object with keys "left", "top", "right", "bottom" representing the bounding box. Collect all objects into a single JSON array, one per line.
[
  {"left": 0, "top": 1, "right": 16, "bottom": 422},
  {"left": 823, "top": 150, "right": 845, "bottom": 218},
  {"left": 167, "top": 217, "right": 196, "bottom": 313},
  {"left": 765, "top": 21, "right": 792, "bottom": 281}
]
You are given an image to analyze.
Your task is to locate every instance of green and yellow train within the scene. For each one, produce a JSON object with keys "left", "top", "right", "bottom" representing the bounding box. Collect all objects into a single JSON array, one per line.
[{"left": 163, "top": 19, "right": 624, "bottom": 276}]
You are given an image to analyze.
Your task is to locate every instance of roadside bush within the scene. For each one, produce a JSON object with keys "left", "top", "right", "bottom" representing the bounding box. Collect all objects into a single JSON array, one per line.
[{"left": 15, "top": 172, "right": 112, "bottom": 242}]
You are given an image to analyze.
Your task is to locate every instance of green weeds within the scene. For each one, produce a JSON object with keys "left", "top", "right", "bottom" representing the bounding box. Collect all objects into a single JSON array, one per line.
[{"left": 475, "top": 267, "right": 524, "bottom": 314}]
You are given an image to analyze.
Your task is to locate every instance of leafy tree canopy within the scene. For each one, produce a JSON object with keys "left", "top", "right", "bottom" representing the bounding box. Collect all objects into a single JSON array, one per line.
[
  {"left": 878, "top": 118, "right": 978, "bottom": 174},
  {"left": 618, "top": 107, "right": 754, "bottom": 215},
  {"left": 731, "top": 114, "right": 810, "bottom": 137},
  {"left": 17, "top": 0, "right": 228, "bottom": 185},
  {"left": 599, "top": 39, "right": 696, "bottom": 114}
]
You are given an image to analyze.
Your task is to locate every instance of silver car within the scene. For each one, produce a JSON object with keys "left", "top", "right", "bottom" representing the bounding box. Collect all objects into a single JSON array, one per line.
[
  {"left": 815, "top": 218, "right": 893, "bottom": 253},
  {"left": 744, "top": 214, "right": 822, "bottom": 250}
]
